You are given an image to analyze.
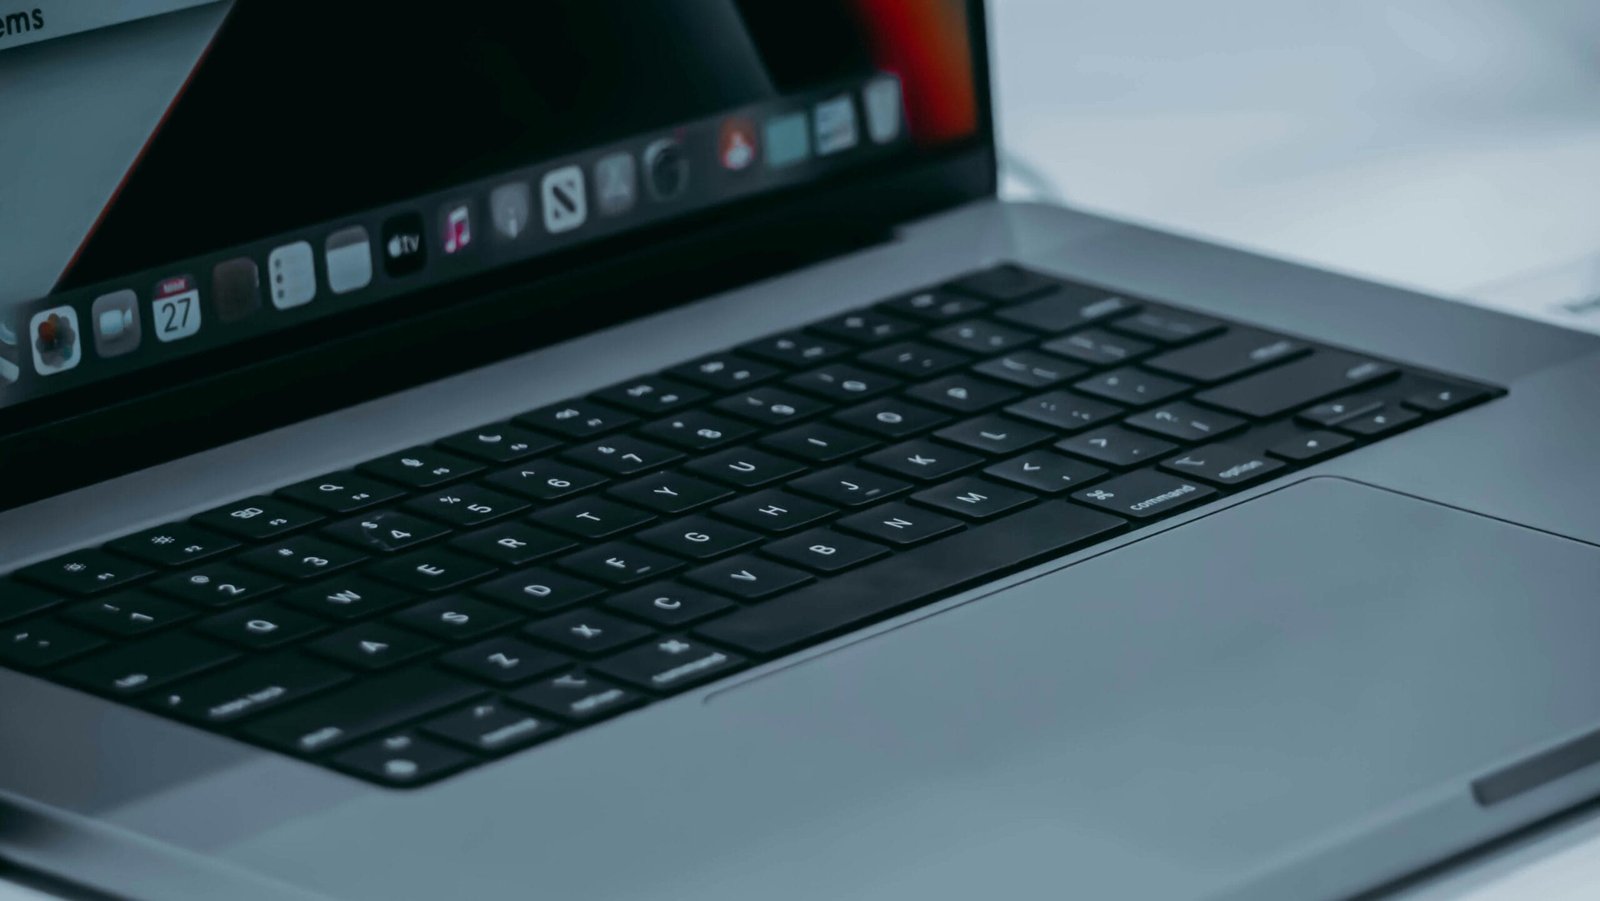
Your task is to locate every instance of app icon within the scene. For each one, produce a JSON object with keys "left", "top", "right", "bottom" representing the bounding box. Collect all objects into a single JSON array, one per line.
[
  {"left": 541, "top": 165, "right": 587, "bottom": 233},
  {"left": 382, "top": 212, "right": 426, "bottom": 276},
  {"left": 489, "top": 183, "right": 532, "bottom": 241},
  {"left": 29, "top": 305, "right": 81, "bottom": 374},
  {"left": 593, "top": 152, "right": 637, "bottom": 216},
  {"left": 763, "top": 112, "right": 810, "bottom": 169},
  {"left": 718, "top": 117, "right": 758, "bottom": 172},
  {"left": 90, "top": 289, "right": 141, "bottom": 357},
  {"left": 151, "top": 275, "right": 202, "bottom": 343},
  {"left": 211, "top": 257, "right": 262, "bottom": 323},
  {"left": 814, "top": 94, "right": 859, "bottom": 156},
  {"left": 862, "top": 76, "right": 903, "bottom": 144},
  {"left": 324, "top": 226, "right": 373, "bottom": 294},
  {"left": 440, "top": 201, "right": 473, "bottom": 255},
  {"left": 0, "top": 317, "right": 20, "bottom": 387},
  {"left": 643, "top": 136, "right": 688, "bottom": 201},
  {"left": 268, "top": 242, "right": 317, "bottom": 309}
]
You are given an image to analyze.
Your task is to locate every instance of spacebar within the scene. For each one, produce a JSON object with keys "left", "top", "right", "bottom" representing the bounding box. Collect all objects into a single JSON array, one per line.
[{"left": 694, "top": 501, "right": 1127, "bottom": 657}]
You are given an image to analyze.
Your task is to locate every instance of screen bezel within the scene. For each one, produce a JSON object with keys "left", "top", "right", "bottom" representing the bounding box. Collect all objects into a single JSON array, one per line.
[{"left": 0, "top": 0, "right": 995, "bottom": 511}]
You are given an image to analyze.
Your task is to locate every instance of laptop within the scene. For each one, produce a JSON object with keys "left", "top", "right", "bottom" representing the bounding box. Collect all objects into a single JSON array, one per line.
[{"left": 3, "top": 2, "right": 1599, "bottom": 899}]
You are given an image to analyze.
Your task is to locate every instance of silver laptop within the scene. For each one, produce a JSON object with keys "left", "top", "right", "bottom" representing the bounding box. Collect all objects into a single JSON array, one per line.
[{"left": 3, "top": 2, "right": 1600, "bottom": 898}]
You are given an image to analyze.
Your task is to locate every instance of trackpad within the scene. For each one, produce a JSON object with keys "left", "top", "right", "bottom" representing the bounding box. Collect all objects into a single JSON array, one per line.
[{"left": 713, "top": 478, "right": 1600, "bottom": 898}]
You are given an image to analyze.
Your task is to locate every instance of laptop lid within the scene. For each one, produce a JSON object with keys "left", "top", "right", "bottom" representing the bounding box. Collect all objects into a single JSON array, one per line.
[{"left": 0, "top": 0, "right": 994, "bottom": 510}]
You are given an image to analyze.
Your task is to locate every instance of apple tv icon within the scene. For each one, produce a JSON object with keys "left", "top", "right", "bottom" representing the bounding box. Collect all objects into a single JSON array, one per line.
[{"left": 380, "top": 212, "right": 427, "bottom": 277}]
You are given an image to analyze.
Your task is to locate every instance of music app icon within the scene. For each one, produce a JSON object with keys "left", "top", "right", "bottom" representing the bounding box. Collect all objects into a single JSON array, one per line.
[{"left": 440, "top": 201, "right": 473, "bottom": 255}]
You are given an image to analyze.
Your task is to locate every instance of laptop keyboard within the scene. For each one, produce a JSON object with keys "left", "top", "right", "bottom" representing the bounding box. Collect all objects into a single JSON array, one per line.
[{"left": 0, "top": 264, "right": 1503, "bottom": 787}]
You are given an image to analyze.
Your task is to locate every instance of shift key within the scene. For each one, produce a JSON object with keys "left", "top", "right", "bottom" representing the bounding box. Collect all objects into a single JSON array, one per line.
[
  {"left": 242, "top": 667, "right": 484, "bottom": 755},
  {"left": 1194, "top": 351, "right": 1396, "bottom": 418}
]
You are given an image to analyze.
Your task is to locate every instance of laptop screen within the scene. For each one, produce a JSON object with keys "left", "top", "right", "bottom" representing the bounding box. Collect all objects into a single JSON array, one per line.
[{"left": 0, "top": 0, "right": 983, "bottom": 418}]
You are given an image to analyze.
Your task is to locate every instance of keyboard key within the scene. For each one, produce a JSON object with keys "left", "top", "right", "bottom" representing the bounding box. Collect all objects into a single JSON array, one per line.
[
  {"left": 592, "top": 377, "right": 707, "bottom": 415},
  {"left": 1404, "top": 383, "right": 1490, "bottom": 414},
  {"left": 905, "top": 374, "right": 1022, "bottom": 414},
  {"left": 934, "top": 415, "right": 1052, "bottom": 456},
  {"left": 684, "top": 447, "right": 806, "bottom": 489},
  {"left": 739, "top": 332, "right": 849, "bottom": 367},
  {"left": 1193, "top": 351, "right": 1398, "bottom": 418},
  {"left": 836, "top": 501, "right": 963, "bottom": 546},
  {"left": 683, "top": 555, "right": 813, "bottom": 600},
  {"left": 62, "top": 592, "right": 192, "bottom": 637},
  {"left": 358, "top": 448, "right": 483, "bottom": 490},
  {"left": 1160, "top": 444, "right": 1286, "bottom": 487},
  {"left": 422, "top": 700, "right": 562, "bottom": 755},
  {"left": 281, "top": 576, "right": 414, "bottom": 620},
  {"left": 1041, "top": 328, "right": 1154, "bottom": 367},
  {"left": 1056, "top": 425, "right": 1176, "bottom": 469},
  {"left": 606, "top": 472, "right": 732, "bottom": 514},
  {"left": 594, "top": 637, "right": 746, "bottom": 694},
  {"left": 972, "top": 351, "right": 1085, "bottom": 388},
  {"left": 1123, "top": 401, "right": 1246, "bottom": 443},
  {"left": 1297, "top": 395, "right": 1384, "bottom": 427},
  {"left": 1267, "top": 430, "right": 1353, "bottom": 463},
  {"left": 1070, "top": 470, "right": 1216, "bottom": 520},
  {"left": 557, "top": 542, "right": 685, "bottom": 586},
  {"left": 562, "top": 436, "right": 683, "bottom": 476},
  {"left": 928, "top": 319, "right": 1035, "bottom": 355},
  {"left": 276, "top": 472, "right": 404, "bottom": 515},
  {"left": 369, "top": 548, "right": 497, "bottom": 593},
  {"left": 57, "top": 633, "right": 236, "bottom": 697},
  {"left": 485, "top": 460, "right": 609, "bottom": 502},
  {"left": 788, "top": 465, "right": 911, "bottom": 508},
  {"left": 390, "top": 597, "right": 518, "bottom": 642},
  {"left": 832, "top": 398, "right": 951, "bottom": 438},
  {"left": 784, "top": 364, "right": 900, "bottom": 402},
  {"left": 985, "top": 451, "right": 1108, "bottom": 494},
  {"left": 197, "top": 602, "right": 326, "bottom": 649},
  {"left": 151, "top": 653, "right": 349, "bottom": 724},
  {"left": 0, "top": 619, "right": 106, "bottom": 668},
  {"left": 331, "top": 732, "right": 475, "bottom": 786},
  {"left": 1337, "top": 407, "right": 1420, "bottom": 437},
  {"left": 440, "top": 637, "right": 571, "bottom": 686},
  {"left": 666, "top": 354, "right": 780, "bottom": 391},
  {"left": 1144, "top": 328, "right": 1308, "bottom": 383},
  {"left": 1107, "top": 307, "right": 1224, "bottom": 345},
  {"left": 305, "top": 623, "right": 437, "bottom": 671},
  {"left": 911, "top": 477, "right": 1036, "bottom": 520},
  {"left": 639, "top": 410, "right": 755, "bottom": 451},
  {"left": 449, "top": 523, "right": 576, "bottom": 567},
  {"left": 243, "top": 668, "right": 480, "bottom": 755},
  {"left": 402, "top": 484, "right": 529, "bottom": 528},
  {"left": 810, "top": 309, "right": 917, "bottom": 345},
  {"left": 16, "top": 549, "right": 153, "bottom": 597},
  {"left": 435, "top": 423, "right": 559, "bottom": 464},
  {"left": 321, "top": 510, "right": 449, "bottom": 554},
  {"left": 474, "top": 567, "right": 605, "bottom": 614},
  {"left": 192, "top": 497, "right": 324, "bottom": 542},
  {"left": 993, "top": 286, "right": 1138, "bottom": 333},
  {"left": 760, "top": 529, "right": 889, "bottom": 574},
  {"left": 696, "top": 501, "right": 1126, "bottom": 657},
  {"left": 857, "top": 341, "right": 971, "bottom": 378},
  {"left": 877, "top": 288, "right": 987, "bottom": 321},
  {"left": 509, "top": 671, "right": 644, "bottom": 722},
  {"left": 713, "top": 387, "right": 830, "bottom": 426},
  {"left": 150, "top": 564, "right": 282, "bottom": 607},
  {"left": 1003, "top": 391, "right": 1122, "bottom": 432},
  {"left": 516, "top": 399, "right": 636, "bottom": 439},
  {"left": 636, "top": 516, "right": 762, "bottom": 560},
  {"left": 237, "top": 536, "right": 367, "bottom": 580},
  {"left": 605, "top": 583, "right": 735, "bottom": 627},
  {"left": 759, "top": 423, "right": 877, "bottom": 463},
  {"left": 947, "top": 264, "right": 1056, "bottom": 302},
  {"left": 524, "top": 610, "right": 654, "bottom": 656},
  {"left": 862, "top": 439, "right": 982, "bottom": 482},
  {"left": 105, "top": 523, "right": 239, "bottom": 568},
  {"left": 530, "top": 497, "right": 655, "bottom": 540},
  {"left": 712, "top": 490, "right": 834, "bottom": 534},
  {"left": 1072, "top": 367, "right": 1190, "bottom": 407},
  {"left": 0, "top": 581, "right": 64, "bottom": 625}
]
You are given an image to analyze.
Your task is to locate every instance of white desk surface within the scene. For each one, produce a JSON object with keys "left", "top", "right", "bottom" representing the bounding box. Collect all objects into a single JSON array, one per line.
[{"left": 3, "top": 1, "right": 1598, "bottom": 897}]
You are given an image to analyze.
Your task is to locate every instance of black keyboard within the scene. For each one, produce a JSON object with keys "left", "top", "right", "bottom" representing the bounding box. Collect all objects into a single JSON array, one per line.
[{"left": 0, "top": 264, "right": 1502, "bottom": 787}]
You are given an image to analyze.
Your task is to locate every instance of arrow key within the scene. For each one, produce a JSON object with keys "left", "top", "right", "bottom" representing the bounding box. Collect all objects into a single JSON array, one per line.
[{"left": 1267, "top": 430, "right": 1353, "bottom": 463}]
